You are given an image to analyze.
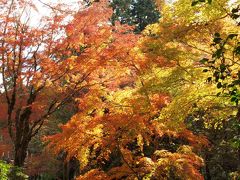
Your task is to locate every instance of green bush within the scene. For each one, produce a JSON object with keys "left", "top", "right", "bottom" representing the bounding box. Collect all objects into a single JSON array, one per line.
[{"left": 0, "top": 161, "right": 28, "bottom": 180}]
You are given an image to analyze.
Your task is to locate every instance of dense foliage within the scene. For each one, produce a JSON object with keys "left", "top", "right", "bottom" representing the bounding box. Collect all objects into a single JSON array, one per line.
[
  {"left": 110, "top": 0, "right": 160, "bottom": 32},
  {"left": 0, "top": 0, "right": 239, "bottom": 179},
  {"left": 0, "top": 160, "right": 28, "bottom": 180}
]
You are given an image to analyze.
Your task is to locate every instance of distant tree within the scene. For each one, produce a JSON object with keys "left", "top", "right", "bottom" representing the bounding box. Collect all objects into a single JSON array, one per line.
[{"left": 110, "top": 0, "right": 160, "bottom": 33}]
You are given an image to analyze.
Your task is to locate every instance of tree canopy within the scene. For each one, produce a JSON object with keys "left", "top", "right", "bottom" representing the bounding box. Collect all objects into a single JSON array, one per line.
[
  {"left": 110, "top": 0, "right": 160, "bottom": 32},
  {"left": 0, "top": 0, "right": 239, "bottom": 179}
]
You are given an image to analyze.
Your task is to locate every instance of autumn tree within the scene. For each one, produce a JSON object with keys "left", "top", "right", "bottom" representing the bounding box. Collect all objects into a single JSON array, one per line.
[
  {"left": 49, "top": 84, "right": 208, "bottom": 179},
  {"left": 0, "top": 0, "right": 122, "bottom": 168},
  {"left": 141, "top": 0, "right": 239, "bottom": 178},
  {"left": 46, "top": 0, "right": 239, "bottom": 178},
  {"left": 0, "top": 0, "right": 78, "bottom": 167},
  {"left": 194, "top": 0, "right": 240, "bottom": 177},
  {"left": 1, "top": 0, "right": 238, "bottom": 178},
  {"left": 46, "top": 1, "right": 210, "bottom": 180}
]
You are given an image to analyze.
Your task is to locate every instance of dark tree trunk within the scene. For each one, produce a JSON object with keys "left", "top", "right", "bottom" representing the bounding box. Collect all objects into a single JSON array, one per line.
[
  {"left": 13, "top": 108, "right": 32, "bottom": 167},
  {"left": 14, "top": 141, "right": 29, "bottom": 167},
  {"left": 63, "top": 161, "right": 69, "bottom": 180},
  {"left": 236, "top": 107, "right": 240, "bottom": 170},
  {"left": 204, "top": 151, "right": 212, "bottom": 180}
]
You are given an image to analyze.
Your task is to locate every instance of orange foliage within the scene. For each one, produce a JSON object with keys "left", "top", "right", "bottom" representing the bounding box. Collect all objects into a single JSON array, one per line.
[
  {"left": 0, "top": 0, "right": 139, "bottom": 166},
  {"left": 46, "top": 2, "right": 209, "bottom": 179},
  {"left": 25, "top": 151, "right": 60, "bottom": 177},
  {"left": 0, "top": 0, "right": 210, "bottom": 179},
  {"left": 48, "top": 85, "right": 207, "bottom": 179},
  {"left": 76, "top": 169, "right": 110, "bottom": 180}
]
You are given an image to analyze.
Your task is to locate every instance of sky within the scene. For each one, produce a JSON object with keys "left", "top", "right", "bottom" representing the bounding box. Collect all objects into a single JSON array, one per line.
[{"left": 27, "top": 0, "right": 83, "bottom": 26}]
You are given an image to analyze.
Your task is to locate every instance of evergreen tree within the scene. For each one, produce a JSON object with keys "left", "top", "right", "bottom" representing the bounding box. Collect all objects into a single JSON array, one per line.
[{"left": 110, "top": 0, "right": 160, "bottom": 33}]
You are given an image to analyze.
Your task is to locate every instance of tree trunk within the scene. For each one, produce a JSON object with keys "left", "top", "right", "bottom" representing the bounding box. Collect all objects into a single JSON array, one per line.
[
  {"left": 63, "top": 161, "right": 69, "bottom": 180},
  {"left": 13, "top": 109, "right": 32, "bottom": 167},
  {"left": 14, "top": 140, "right": 29, "bottom": 167},
  {"left": 9, "top": 138, "right": 30, "bottom": 180},
  {"left": 205, "top": 153, "right": 211, "bottom": 180},
  {"left": 236, "top": 107, "right": 240, "bottom": 170}
]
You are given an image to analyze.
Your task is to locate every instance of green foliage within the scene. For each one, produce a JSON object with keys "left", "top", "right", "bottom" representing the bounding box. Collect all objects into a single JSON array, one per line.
[
  {"left": 200, "top": 33, "right": 240, "bottom": 105},
  {"left": 198, "top": 4, "right": 240, "bottom": 105},
  {"left": 1, "top": 0, "right": 239, "bottom": 179},
  {"left": 110, "top": 0, "right": 160, "bottom": 32},
  {"left": 0, "top": 161, "right": 28, "bottom": 180},
  {"left": 186, "top": 110, "right": 240, "bottom": 179},
  {"left": 191, "top": 0, "right": 212, "bottom": 6},
  {"left": 139, "top": 0, "right": 239, "bottom": 179},
  {"left": 231, "top": 6, "right": 240, "bottom": 24},
  {"left": 0, "top": 161, "right": 10, "bottom": 180},
  {"left": 192, "top": 0, "right": 240, "bottom": 26}
]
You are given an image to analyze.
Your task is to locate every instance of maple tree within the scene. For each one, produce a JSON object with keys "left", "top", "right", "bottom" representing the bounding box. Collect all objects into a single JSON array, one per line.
[
  {"left": 0, "top": 0, "right": 239, "bottom": 179},
  {"left": 0, "top": 0, "right": 119, "bottom": 168},
  {"left": 47, "top": 1, "right": 210, "bottom": 179},
  {"left": 0, "top": 0, "right": 77, "bottom": 167},
  {"left": 141, "top": 0, "right": 240, "bottom": 178}
]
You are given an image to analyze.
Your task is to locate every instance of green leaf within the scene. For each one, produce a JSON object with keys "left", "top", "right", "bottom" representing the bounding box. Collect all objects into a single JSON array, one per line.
[
  {"left": 231, "top": 14, "right": 240, "bottom": 19},
  {"left": 232, "top": 8, "right": 239, "bottom": 13},
  {"left": 231, "top": 96, "right": 237, "bottom": 102},
  {"left": 191, "top": 1, "right": 199, "bottom": 6},
  {"left": 222, "top": 83, "right": 227, "bottom": 88},
  {"left": 234, "top": 45, "right": 240, "bottom": 55},
  {"left": 220, "top": 64, "right": 226, "bottom": 72},
  {"left": 213, "top": 49, "right": 222, "bottom": 58},
  {"left": 207, "top": 0, "right": 212, "bottom": 4},
  {"left": 214, "top": 32, "right": 220, "bottom": 37},
  {"left": 213, "top": 37, "right": 222, "bottom": 44},
  {"left": 232, "top": 80, "right": 240, "bottom": 85},
  {"left": 217, "top": 82, "right": 222, "bottom": 88},
  {"left": 200, "top": 58, "right": 208, "bottom": 64},
  {"left": 207, "top": 77, "right": 212, "bottom": 82},
  {"left": 228, "top": 34, "right": 237, "bottom": 39}
]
